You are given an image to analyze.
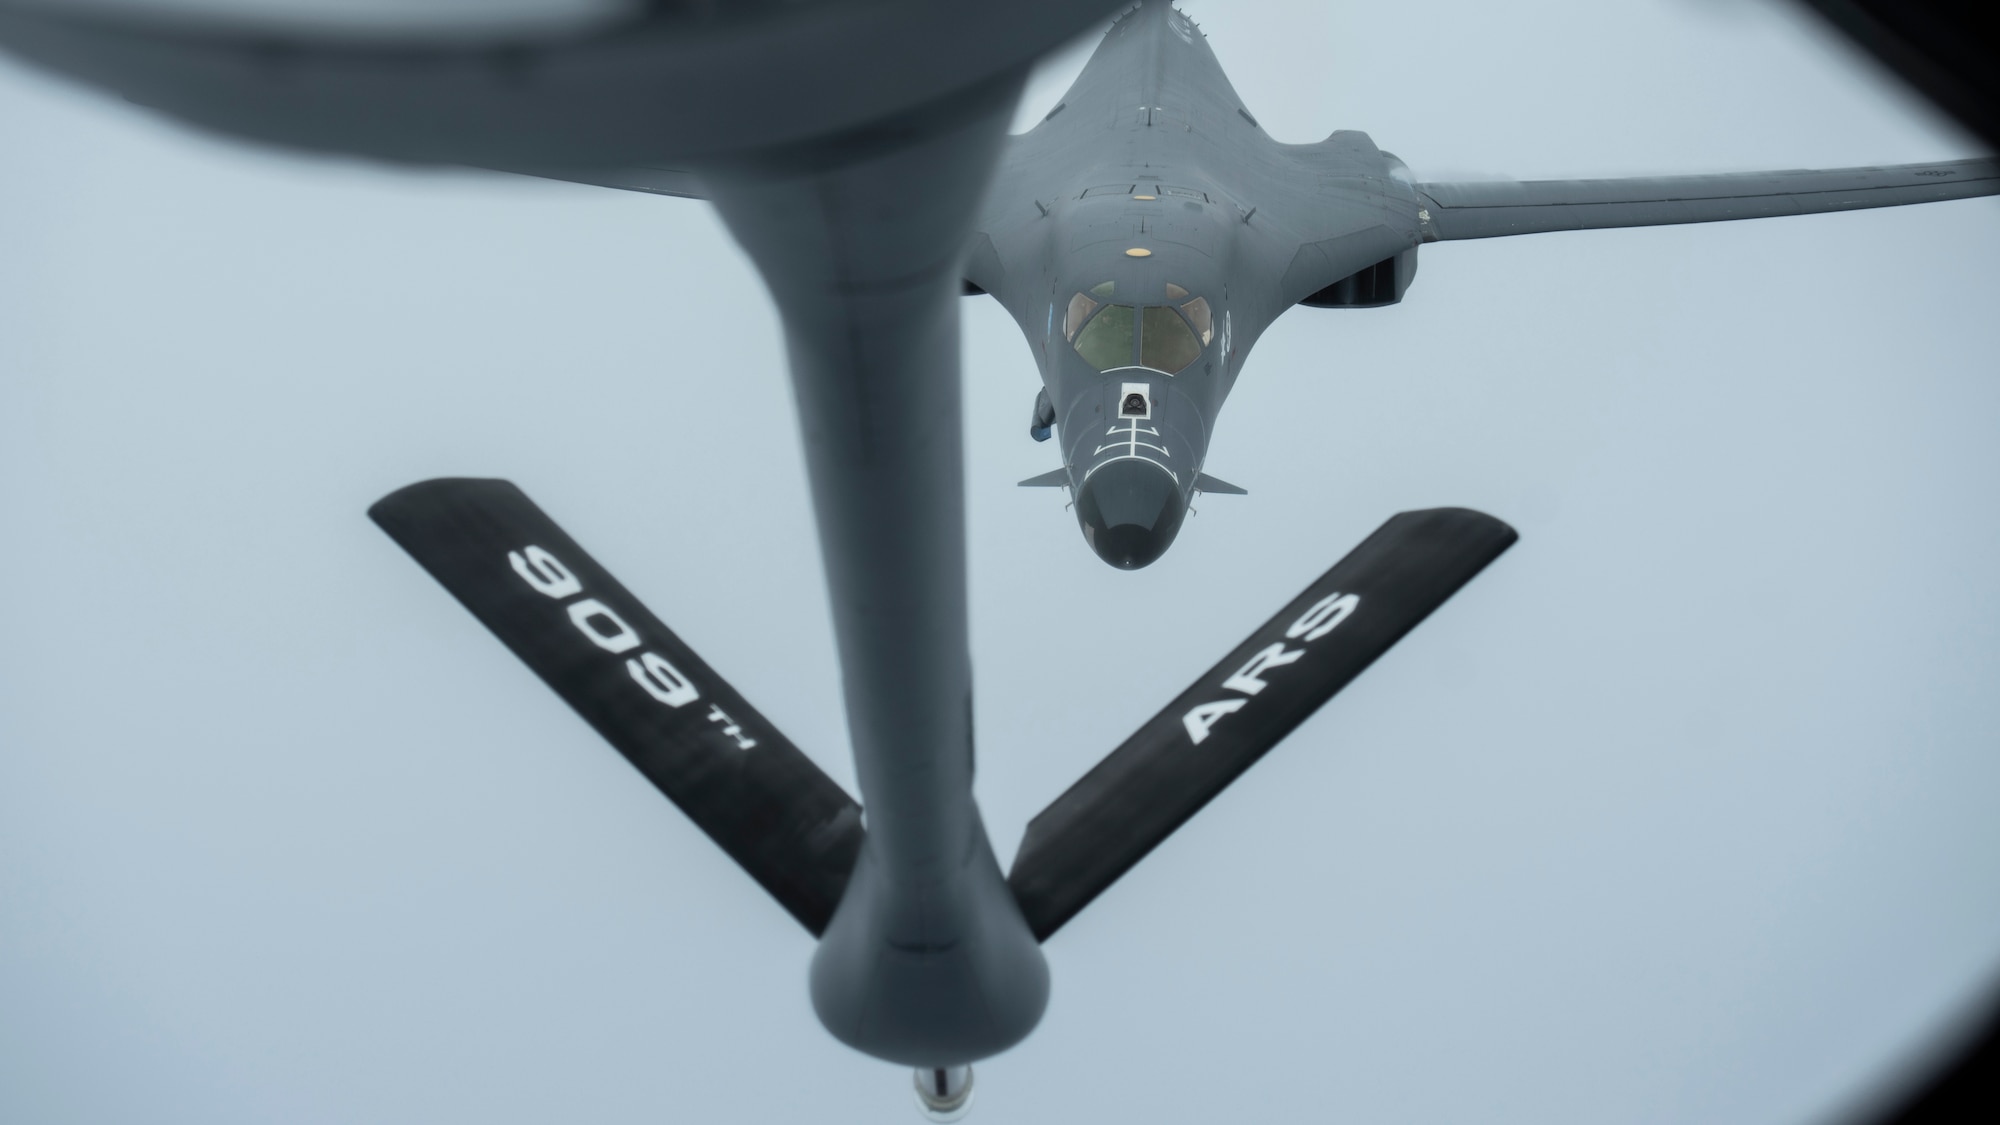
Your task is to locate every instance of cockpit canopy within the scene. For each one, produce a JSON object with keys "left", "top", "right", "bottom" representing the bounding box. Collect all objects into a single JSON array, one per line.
[{"left": 1065, "top": 281, "right": 1214, "bottom": 374}]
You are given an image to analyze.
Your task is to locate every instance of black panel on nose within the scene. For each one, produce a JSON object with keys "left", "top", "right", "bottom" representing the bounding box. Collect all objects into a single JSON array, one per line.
[{"left": 1075, "top": 459, "right": 1185, "bottom": 569}]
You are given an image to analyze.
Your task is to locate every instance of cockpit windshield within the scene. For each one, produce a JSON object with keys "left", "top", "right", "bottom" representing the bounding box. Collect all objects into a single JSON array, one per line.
[
  {"left": 1141, "top": 307, "right": 1200, "bottom": 372},
  {"left": 1067, "top": 283, "right": 1213, "bottom": 375},
  {"left": 1074, "top": 304, "right": 1135, "bottom": 370},
  {"left": 1180, "top": 296, "right": 1213, "bottom": 345},
  {"left": 1065, "top": 292, "right": 1099, "bottom": 340}
]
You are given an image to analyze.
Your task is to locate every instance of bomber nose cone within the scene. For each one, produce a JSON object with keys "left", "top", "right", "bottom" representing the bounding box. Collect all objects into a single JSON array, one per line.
[{"left": 1076, "top": 460, "right": 1185, "bottom": 569}]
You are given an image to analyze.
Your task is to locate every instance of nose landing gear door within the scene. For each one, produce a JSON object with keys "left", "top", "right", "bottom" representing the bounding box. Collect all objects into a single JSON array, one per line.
[{"left": 1119, "top": 382, "right": 1152, "bottom": 419}]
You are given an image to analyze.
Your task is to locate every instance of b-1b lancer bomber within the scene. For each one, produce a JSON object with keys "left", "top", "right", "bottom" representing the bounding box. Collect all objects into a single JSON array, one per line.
[
  {"left": 971, "top": 5, "right": 1999, "bottom": 567},
  {"left": 1, "top": 0, "right": 1993, "bottom": 1117}
]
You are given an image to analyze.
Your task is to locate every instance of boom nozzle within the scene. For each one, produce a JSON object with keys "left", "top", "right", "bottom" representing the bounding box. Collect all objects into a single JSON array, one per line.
[{"left": 913, "top": 1066, "right": 974, "bottom": 1122}]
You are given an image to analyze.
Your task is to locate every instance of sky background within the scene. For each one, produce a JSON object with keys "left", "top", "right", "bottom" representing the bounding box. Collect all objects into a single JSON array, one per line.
[{"left": 3, "top": 1, "right": 1999, "bottom": 1122}]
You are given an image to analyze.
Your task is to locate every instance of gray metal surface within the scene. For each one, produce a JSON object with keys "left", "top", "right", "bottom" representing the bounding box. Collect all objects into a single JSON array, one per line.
[
  {"left": 1415, "top": 159, "right": 2000, "bottom": 239},
  {"left": 0, "top": 0, "right": 1117, "bottom": 163},
  {"left": 700, "top": 81, "right": 1050, "bottom": 1067}
]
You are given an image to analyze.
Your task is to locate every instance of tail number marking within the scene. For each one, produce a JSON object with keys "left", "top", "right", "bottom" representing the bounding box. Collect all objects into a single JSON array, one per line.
[{"left": 1182, "top": 592, "right": 1360, "bottom": 745}]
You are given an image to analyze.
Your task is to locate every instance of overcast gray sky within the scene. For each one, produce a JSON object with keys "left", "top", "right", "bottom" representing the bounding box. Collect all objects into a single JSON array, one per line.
[{"left": 4, "top": 2, "right": 1998, "bottom": 1122}]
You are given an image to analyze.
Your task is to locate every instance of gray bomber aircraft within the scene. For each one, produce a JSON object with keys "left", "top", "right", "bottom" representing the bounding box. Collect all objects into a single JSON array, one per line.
[
  {"left": 2, "top": 1, "right": 1995, "bottom": 1118},
  {"left": 979, "top": 5, "right": 2000, "bottom": 568}
]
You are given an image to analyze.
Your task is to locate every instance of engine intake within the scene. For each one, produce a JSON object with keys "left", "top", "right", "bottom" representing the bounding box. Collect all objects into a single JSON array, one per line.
[{"left": 1299, "top": 247, "right": 1418, "bottom": 308}]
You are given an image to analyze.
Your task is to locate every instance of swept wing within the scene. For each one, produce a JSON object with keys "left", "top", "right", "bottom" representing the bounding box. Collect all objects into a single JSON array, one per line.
[{"left": 1416, "top": 158, "right": 1999, "bottom": 241}]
